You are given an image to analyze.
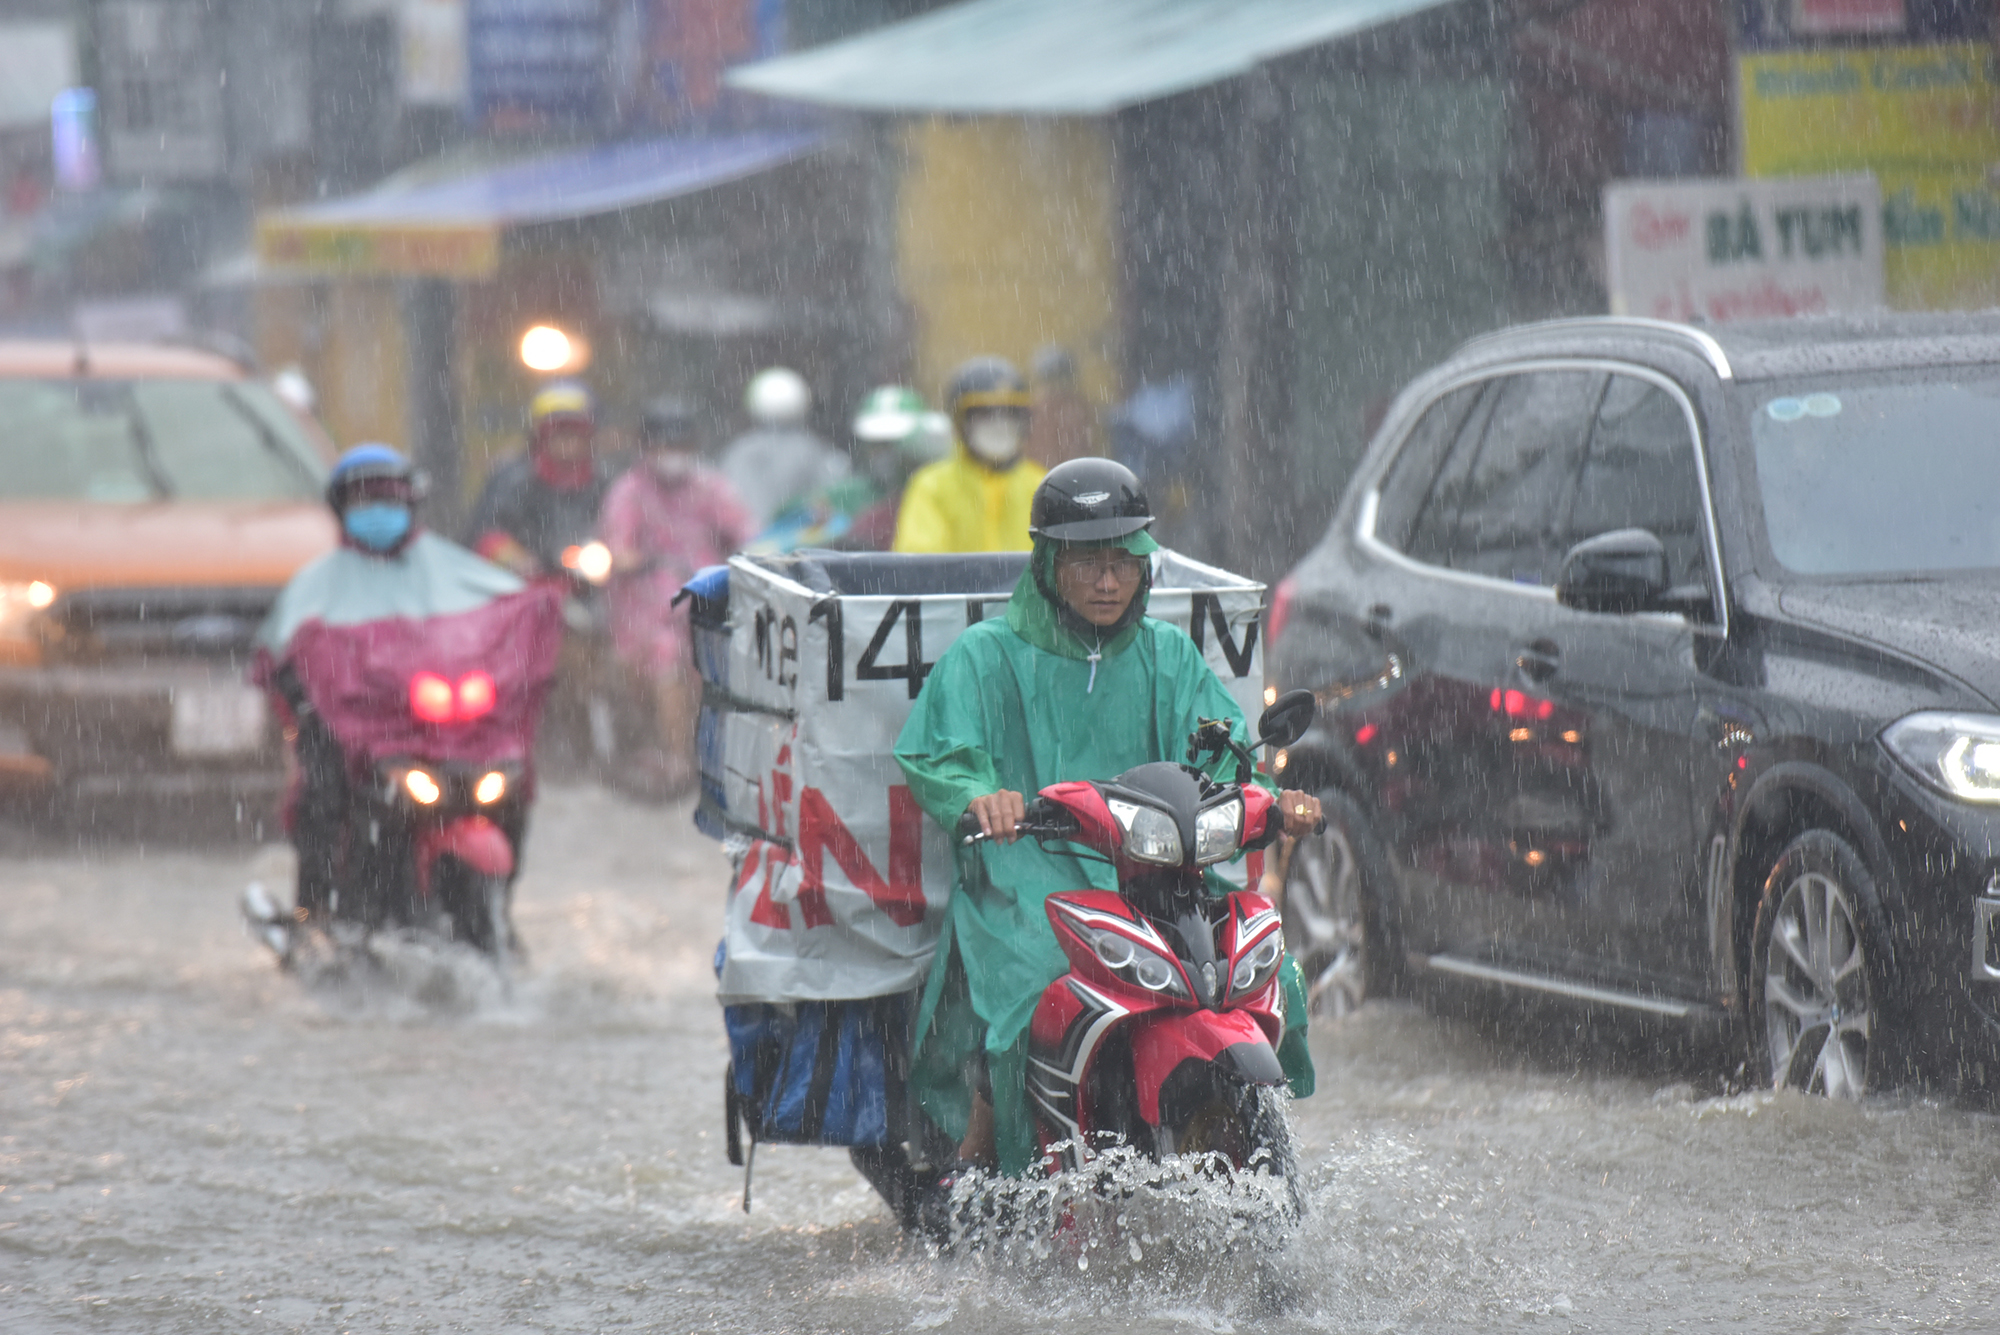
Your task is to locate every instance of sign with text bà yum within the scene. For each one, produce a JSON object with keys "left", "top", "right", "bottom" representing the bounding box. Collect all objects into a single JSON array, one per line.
[
  {"left": 1604, "top": 175, "right": 1884, "bottom": 323},
  {"left": 696, "top": 550, "right": 1266, "bottom": 1006}
]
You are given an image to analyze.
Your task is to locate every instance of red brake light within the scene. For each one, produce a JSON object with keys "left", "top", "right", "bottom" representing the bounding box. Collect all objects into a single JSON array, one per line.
[
  {"left": 456, "top": 671, "right": 497, "bottom": 720},
  {"left": 410, "top": 671, "right": 498, "bottom": 723},
  {"left": 411, "top": 672, "right": 455, "bottom": 723},
  {"left": 1266, "top": 575, "right": 1297, "bottom": 649}
]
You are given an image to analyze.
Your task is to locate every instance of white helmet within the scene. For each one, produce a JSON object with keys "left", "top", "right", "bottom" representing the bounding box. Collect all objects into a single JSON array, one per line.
[{"left": 745, "top": 367, "right": 811, "bottom": 427}]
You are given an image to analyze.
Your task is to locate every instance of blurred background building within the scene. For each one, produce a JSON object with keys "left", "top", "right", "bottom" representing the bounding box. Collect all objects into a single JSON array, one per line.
[{"left": 0, "top": 0, "right": 1995, "bottom": 569}]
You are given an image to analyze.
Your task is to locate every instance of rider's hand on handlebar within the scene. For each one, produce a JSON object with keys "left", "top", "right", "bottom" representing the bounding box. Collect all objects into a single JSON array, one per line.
[
  {"left": 966, "top": 790, "right": 1027, "bottom": 844},
  {"left": 1279, "top": 789, "right": 1323, "bottom": 838}
]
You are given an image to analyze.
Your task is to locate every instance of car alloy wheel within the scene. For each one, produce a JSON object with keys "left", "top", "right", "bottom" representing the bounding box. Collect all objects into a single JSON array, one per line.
[
  {"left": 1282, "top": 807, "right": 1369, "bottom": 1017},
  {"left": 1754, "top": 833, "right": 1887, "bottom": 1100}
]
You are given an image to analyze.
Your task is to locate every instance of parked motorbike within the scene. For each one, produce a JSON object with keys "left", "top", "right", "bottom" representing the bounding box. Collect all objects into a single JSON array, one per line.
[{"left": 850, "top": 690, "right": 1322, "bottom": 1236}]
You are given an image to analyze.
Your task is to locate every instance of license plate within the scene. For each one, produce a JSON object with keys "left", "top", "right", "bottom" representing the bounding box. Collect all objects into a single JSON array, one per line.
[{"left": 170, "top": 683, "right": 268, "bottom": 757}]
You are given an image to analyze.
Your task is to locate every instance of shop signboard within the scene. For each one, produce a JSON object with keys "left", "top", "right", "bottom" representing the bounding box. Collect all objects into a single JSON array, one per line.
[
  {"left": 467, "top": 0, "right": 607, "bottom": 130},
  {"left": 1739, "top": 41, "right": 2000, "bottom": 309},
  {"left": 1604, "top": 175, "right": 1883, "bottom": 322}
]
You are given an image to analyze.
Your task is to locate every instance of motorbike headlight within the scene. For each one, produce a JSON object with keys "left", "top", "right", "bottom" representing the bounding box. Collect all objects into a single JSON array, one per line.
[
  {"left": 474, "top": 770, "right": 507, "bottom": 804},
  {"left": 1230, "top": 931, "right": 1285, "bottom": 997},
  {"left": 1883, "top": 712, "right": 2000, "bottom": 805},
  {"left": 0, "top": 580, "right": 55, "bottom": 636},
  {"left": 1078, "top": 923, "right": 1188, "bottom": 997},
  {"left": 1107, "top": 798, "right": 1183, "bottom": 865},
  {"left": 563, "top": 541, "right": 614, "bottom": 585},
  {"left": 403, "top": 768, "right": 442, "bottom": 805},
  {"left": 1194, "top": 799, "right": 1243, "bottom": 865}
]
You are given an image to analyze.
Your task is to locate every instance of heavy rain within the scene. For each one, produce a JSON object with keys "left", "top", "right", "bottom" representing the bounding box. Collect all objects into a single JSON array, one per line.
[{"left": 9, "top": 1, "right": 2000, "bottom": 1332}]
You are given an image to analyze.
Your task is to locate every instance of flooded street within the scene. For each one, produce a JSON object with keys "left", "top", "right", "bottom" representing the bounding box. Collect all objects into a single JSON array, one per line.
[{"left": 4, "top": 785, "right": 2000, "bottom": 1333}]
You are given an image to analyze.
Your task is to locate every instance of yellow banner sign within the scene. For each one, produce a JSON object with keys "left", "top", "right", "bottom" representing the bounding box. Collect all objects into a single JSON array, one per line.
[
  {"left": 255, "top": 217, "right": 501, "bottom": 280},
  {"left": 1740, "top": 42, "right": 2000, "bottom": 309}
]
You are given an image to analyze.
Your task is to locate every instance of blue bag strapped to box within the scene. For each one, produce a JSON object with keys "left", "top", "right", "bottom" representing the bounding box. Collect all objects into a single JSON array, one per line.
[{"left": 679, "top": 550, "right": 1267, "bottom": 1209}]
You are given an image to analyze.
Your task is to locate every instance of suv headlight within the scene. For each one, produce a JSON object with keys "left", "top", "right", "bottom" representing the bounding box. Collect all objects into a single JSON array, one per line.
[
  {"left": 1883, "top": 712, "right": 2000, "bottom": 804},
  {"left": 1194, "top": 799, "right": 1243, "bottom": 865},
  {"left": 1107, "top": 797, "right": 1182, "bottom": 865}
]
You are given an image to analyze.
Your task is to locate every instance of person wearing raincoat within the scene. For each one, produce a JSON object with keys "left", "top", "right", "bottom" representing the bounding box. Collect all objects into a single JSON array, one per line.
[
  {"left": 750, "top": 386, "right": 952, "bottom": 554},
  {"left": 892, "top": 357, "right": 1046, "bottom": 554},
  {"left": 892, "top": 458, "right": 1322, "bottom": 1178},
  {"left": 253, "top": 444, "right": 554, "bottom": 927}
]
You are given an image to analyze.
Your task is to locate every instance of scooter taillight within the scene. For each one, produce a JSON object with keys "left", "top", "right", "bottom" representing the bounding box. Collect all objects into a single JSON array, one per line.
[{"left": 409, "top": 670, "right": 498, "bottom": 723}]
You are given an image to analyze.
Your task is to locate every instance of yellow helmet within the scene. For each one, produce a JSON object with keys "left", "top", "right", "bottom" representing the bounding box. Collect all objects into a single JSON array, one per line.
[{"left": 528, "top": 381, "right": 595, "bottom": 430}]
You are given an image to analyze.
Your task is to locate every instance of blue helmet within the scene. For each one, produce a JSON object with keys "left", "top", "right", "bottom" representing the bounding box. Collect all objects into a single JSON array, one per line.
[{"left": 326, "top": 443, "right": 422, "bottom": 513}]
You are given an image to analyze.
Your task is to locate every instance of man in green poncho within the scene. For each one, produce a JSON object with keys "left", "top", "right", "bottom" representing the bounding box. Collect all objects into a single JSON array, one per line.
[{"left": 893, "top": 458, "right": 1324, "bottom": 1180}]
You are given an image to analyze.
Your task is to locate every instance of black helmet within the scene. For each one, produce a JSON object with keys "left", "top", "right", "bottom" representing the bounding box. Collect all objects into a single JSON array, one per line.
[
  {"left": 641, "top": 394, "right": 699, "bottom": 444},
  {"left": 1029, "top": 458, "right": 1154, "bottom": 544},
  {"left": 943, "top": 356, "right": 1030, "bottom": 426}
]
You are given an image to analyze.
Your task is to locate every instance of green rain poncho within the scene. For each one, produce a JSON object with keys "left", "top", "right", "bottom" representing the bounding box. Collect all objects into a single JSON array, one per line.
[{"left": 893, "top": 534, "right": 1314, "bottom": 1176}]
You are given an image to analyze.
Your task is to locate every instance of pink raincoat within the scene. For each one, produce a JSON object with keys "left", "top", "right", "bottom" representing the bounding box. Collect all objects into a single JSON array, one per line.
[{"left": 598, "top": 463, "right": 753, "bottom": 676}]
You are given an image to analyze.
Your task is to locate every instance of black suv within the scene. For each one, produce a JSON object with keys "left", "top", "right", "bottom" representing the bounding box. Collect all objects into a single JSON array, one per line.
[{"left": 1268, "top": 313, "right": 2000, "bottom": 1099}]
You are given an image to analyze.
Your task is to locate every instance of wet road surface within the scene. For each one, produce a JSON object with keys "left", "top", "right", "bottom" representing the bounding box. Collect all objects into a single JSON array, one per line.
[{"left": 6, "top": 784, "right": 2000, "bottom": 1332}]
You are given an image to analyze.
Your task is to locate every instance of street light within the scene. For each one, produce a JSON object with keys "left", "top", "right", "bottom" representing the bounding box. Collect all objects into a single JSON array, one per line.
[{"left": 519, "top": 324, "right": 574, "bottom": 373}]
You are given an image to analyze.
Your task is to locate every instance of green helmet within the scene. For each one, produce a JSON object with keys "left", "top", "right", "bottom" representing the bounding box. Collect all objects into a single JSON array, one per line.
[{"left": 852, "top": 385, "right": 928, "bottom": 443}]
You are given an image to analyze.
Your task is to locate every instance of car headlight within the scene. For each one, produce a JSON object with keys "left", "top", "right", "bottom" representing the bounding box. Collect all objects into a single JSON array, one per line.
[
  {"left": 1194, "top": 799, "right": 1243, "bottom": 865},
  {"left": 1882, "top": 712, "right": 2000, "bottom": 805},
  {"left": 0, "top": 581, "right": 55, "bottom": 635},
  {"left": 1077, "top": 923, "right": 1189, "bottom": 997},
  {"left": 1230, "top": 931, "right": 1285, "bottom": 998},
  {"left": 1107, "top": 798, "right": 1182, "bottom": 865}
]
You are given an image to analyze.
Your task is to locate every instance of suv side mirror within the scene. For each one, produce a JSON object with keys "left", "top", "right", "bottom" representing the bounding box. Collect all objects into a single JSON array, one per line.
[
  {"left": 1557, "top": 529, "right": 1669, "bottom": 614},
  {"left": 1256, "top": 688, "right": 1318, "bottom": 751}
]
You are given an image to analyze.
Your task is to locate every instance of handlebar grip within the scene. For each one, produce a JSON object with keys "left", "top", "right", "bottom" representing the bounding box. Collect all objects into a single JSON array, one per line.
[
  {"left": 954, "top": 810, "right": 985, "bottom": 844},
  {"left": 1314, "top": 815, "right": 1328, "bottom": 836}
]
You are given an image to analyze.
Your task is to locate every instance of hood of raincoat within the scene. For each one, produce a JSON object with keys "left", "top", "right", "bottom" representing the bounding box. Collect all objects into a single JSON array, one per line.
[{"left": 1007, "top": 529, "right": 1161, "bottom": 659}]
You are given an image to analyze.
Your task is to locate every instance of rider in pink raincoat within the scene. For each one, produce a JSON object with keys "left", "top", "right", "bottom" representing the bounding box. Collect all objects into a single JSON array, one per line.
[{"left": 597, "top": 396, "right": 754, "bottom": 795}]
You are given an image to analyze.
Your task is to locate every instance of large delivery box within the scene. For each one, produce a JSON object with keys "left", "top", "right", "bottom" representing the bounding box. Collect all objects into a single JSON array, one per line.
[{"left": 691, "top": 550, "right": 1266, "bottom": 1007}]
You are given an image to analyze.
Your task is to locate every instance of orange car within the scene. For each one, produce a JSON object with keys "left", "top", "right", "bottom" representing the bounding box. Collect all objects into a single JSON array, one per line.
[{"left": 0, "top": 341, "right": 337, "bottom": 805}]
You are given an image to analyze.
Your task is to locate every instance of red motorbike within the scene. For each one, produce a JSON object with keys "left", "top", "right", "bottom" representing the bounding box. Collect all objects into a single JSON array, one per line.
[
  {"left": 246, "top": 584, "right": 564, "bottom": 972},
  {"left": 962, "top": 690, "right": 1321, "bottom": 1193}
]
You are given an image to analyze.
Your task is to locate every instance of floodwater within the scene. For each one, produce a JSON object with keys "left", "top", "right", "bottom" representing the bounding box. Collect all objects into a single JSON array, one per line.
[{"left": 7, "top": 785, "right": 2000, "bottom": 1333}]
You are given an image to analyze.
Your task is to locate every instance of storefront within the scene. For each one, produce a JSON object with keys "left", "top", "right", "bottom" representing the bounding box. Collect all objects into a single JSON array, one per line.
[{"left": 253, "top": 130, "right": 845, "bottom": 526}]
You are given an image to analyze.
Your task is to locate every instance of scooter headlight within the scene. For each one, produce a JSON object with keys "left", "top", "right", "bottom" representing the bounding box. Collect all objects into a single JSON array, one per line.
[
  {"left": 1107, "top": 798, "right": 1183, "bottom": 865},
  {"left": 1077, "top": 923, "right": 1188, "bottom": 998},
  {"left": 1230, "top": 931, "right": 1285, "bottom": 997},
  {"left": 474, "top": 770, "right": 507, "bottom": 804},
  {"left": 1194, "top": 799, "right": 1243, "bottom": 865},
  {"left": 403, "top": 768, "right": 441, "bottom": 805}
]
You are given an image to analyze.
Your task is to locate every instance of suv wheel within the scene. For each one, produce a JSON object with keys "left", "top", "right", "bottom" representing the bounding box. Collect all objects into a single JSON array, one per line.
[
  {"left": 1750, "top": 831, "right": 1893, "bottom": 1098},
  {"left": 1281, "top": 788, "right": 1399, "bottom": 1017}
]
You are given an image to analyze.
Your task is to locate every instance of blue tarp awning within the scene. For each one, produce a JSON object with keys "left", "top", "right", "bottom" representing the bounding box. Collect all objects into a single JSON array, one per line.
[
  {"left": 258, "top": 131, "right": 825, "bottom": 277},
  {"left": 725, "top": 0, "right": 1453, "bottom": 115}
]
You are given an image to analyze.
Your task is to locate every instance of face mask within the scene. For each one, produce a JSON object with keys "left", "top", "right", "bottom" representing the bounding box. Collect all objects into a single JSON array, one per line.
[
  {"left": 966, "top": 416, "right": 1024, "bottom": 466},
  {"left": 343, "top": 502, "right": 412, "bottom": 553}
]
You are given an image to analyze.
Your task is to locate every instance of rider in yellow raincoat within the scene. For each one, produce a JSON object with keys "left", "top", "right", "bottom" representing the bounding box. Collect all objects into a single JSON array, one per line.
[{"left": 893, "top": 357, "right": 1045, "bottom": 554}]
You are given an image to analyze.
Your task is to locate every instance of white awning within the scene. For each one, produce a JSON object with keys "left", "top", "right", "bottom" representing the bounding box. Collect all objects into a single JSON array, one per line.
[{"left": 726, "top": 0, "right": 1453, "bottom": 115}]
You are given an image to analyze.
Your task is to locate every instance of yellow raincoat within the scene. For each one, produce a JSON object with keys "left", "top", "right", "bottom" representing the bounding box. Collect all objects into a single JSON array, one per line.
[{"left": 891, "top": 445, "right": 1045, "bottom": 554}]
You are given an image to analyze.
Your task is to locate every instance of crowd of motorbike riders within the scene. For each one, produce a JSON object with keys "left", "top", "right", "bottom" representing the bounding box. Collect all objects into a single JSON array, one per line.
[{"left": 250, "top": 348, "right": 1324, "bottom": 1190}]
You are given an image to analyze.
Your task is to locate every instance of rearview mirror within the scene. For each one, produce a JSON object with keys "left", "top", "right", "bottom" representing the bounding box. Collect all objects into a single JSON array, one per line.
[
  {"left": 1256, "top": 688, "right": 1317, "bottom": 751},
  {"left": 1556, "top": 529, "right": 1669, "bottom": 615}
]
